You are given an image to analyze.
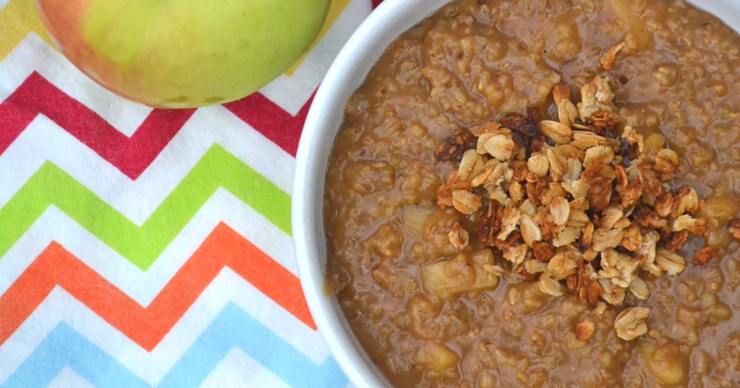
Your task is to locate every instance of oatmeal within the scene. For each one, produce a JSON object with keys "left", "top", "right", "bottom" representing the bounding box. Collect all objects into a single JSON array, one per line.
[{"left": 324, "top": 0, "right": 740, "bottom": 386}]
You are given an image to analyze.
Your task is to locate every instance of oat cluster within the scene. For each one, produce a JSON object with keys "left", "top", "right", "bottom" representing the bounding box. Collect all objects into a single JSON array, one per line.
[{"left": 434, "top": 75, "right": 719, "bottom": 341}]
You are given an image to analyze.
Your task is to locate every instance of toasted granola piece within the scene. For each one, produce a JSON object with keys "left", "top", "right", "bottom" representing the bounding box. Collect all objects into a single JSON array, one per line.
[
  {"left": 655, "top": 148, "right": 679, "bottom": 175},
  {"left": 664, "top": 230, "right": 689, "bottom": 252},
  {"left": 435, "top": 129, "right": 472, "bottom": 161},
  {"left": 599, "top": 278, "right": 626, "bottom": 305},
  {"left": 588, "top": 110, "right": 622, "bottom": 135},
  {"left": 499, "top": 113, "right": 540, "bottom": 140},
  {"left": 655, "top": 248, "right": 686, "bottom": 275},
  {"left": 621, "top": 125, "right": 644, "bottom": 154},
  {"left": 549, "top": 197, "right": 570, "bottom": 226},
  {"left": 584, "top": 145, "right": 615, "bottom": 166},
  {"left": 615, "top": 165, "right": 643, "bottom": 208},
  {"left": 575, "top": 320, "right": 596, "bottom": 341},
  {"left": 553, "top": 226, "right": 581, "bottom": 247},
  {"left": 448, "top": 222, "right": 470, "bottom": 251},
  {"left": 581, "top": 162, "right": 615, "bottom": 212},
  {"left": 552, "top": 83, "right": 572, "bottom": 105},
  {"left": 673, "top": 186, "right": 700, "bottom": 216},
  {"left": 470, "top": 121, "right": 503, "bottom": 137},
  {"left": 672, "top": 215, "right": 707, "bottom": 236},
  {"left": 614, "top": 307, "right": 650, "bottom": 341},
  {"left": 692, "top": 246, "right": 718, "bottom": 265},
  {"left": 451, "top": 190, "right": 482, "bottom": 215},
  {"left": 497, "top": 204, "right": 522, "bottom": 241},
  {"left": 547, "top": 254, "right": 578, "bottom": 280},
  {"left": 621, "top": 224, "right": 642, "bottom": 252},
  {"left": 503, "top": 244, "right": 529, "bottom": 266},
  {"left": 578, "top": 76, "right": 615, "bottom": 119},
  {"left": 457, "top": 149, "right": 481, "bottom": 180},
  {"left": 539, "top": 273, "right": 564, "bottom": 296},
  {"left": 637, "top": 161, "right": 664, "bottom": 197},
  {"left": 436, "top": 173, "right": 471, "bottom": 208},
  {"left": 532, "top": 241, "right": 556, "bottom": 262},
  {"left": 628, "top": 277, "right": 650, "bottom": 300},
  {"left": 592, "top": 228, "right": 625, "bottom": 252},
  {"left": 493, "top": 231, "right": 522, "bottom": 251},
  {"left": 520, "top": 214, "right": 543, "bottom": 246},
  {"left": 572, "top": 130, "right": 608, "bottom": 150},
  {"left": 632, "top": 206, "right": 668, "bottom": 229},
  {"left": 558, "top": 100, "right": 579, "bottom": 128},
  {"left": 483, "top": 133, "right": 517, "bottom": 161},
  {"left": 655, "top": 193, "right": 675, "bottom": 218},
  {"left": 525, "top": 259, "right": 548, "bottom": 274},
  {"left": 539, "top": 120, "right": 573, "bottom": 144},
  {"left": 730, "top": 218, "right": 740, "bottom": 240},
  {"left": 527, "top": 153, "right": 550, "bottom": 177},
  {"left": 477, "top": 201, "right": 502, "bottom": 245},
  {"left": 599, "top": 41, "right": 625, "bottom": 70}
]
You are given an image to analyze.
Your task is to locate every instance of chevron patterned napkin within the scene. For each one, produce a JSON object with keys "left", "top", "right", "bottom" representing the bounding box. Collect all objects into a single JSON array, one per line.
[{"left": 0, "top": 0, "right": 377, "bottom": 386}]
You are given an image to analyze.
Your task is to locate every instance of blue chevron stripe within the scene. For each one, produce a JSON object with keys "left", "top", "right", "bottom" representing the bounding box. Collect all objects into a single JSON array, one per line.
[
  {"left": 2, "top": 323, "right": 147, "bottom": 388},
  {"left": 2, "top": 303, "right": 348, "bottom": 388}
]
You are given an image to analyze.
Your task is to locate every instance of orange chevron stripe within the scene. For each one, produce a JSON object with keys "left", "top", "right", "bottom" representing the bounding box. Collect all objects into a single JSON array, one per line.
[
  {"left": 0, "top": 0, "right": 53, "bottom": 61},
  {"left": 0, "top": 223, "right": 315, "bottom": 351}
]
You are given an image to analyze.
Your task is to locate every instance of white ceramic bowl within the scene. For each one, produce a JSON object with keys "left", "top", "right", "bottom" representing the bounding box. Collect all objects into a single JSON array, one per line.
[{"left": 292, "top": 1, "right": 740, "bottom": 387}]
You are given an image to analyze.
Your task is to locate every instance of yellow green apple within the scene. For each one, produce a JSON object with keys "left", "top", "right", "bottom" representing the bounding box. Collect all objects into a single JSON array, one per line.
[{"left": 37, "top": 0, "right": 330, "bottom": 108}]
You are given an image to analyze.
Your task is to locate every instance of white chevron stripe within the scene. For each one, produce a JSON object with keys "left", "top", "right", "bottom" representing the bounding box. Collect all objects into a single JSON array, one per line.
[
  {"left": 48, "top": 368, "right": 94, "bottom": 388},
  {"left": 0, "top": 106, "right": 295, "bottom": 224},
  {"left": 0, "top": 190, "right": 296, "bottom": 302},
  {"left": 201, "top": 349, "right": 290, "bottom": 388},
  {"left": 0, "top": 34, "right": 152, "bottom": 137},
  {"left": 260, "top": 0, "right": 371, "bottom": 115},
  {"left": 0, "top": 270, "right": 331, "bottom": 385},
  {"left": 0, "top": 0, "right": 10, "bottom": 10}
]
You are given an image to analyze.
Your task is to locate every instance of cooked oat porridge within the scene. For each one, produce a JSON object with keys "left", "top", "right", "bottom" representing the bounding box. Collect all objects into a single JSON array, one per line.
[{"left": 323, "top": 0, "right": 740, "bottom": 386}]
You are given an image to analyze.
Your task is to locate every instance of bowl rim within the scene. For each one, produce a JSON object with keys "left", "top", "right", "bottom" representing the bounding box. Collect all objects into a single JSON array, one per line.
[
  {"left": 293, "top": 2, "right": 453, "bottom": 386},
  {"left": 292, "top": 1, "right": 740, "bottom": 387}
]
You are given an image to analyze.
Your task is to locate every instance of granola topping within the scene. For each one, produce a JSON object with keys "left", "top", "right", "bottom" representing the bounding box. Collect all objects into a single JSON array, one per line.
[{"left": 435, "top": 76, "right": 717, "bottom": 341}]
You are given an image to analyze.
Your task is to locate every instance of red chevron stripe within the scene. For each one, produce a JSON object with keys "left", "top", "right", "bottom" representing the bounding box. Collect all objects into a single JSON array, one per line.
[
  {"left": 0, "top": 223, "right": 315, "bottom": 351},
  {"left": 0, "top": 72, "right": 195, "bottom": 180},
  {"left": 0, "top": 72, "right": 312, "bottom": 178},
  {"left": 223, "top": 92, "right": 314, "bottom": 156}
]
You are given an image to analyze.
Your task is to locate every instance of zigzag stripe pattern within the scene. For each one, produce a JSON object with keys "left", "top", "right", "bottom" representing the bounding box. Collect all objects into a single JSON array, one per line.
[
  {"left": 0, "top": 223, "right": 314, "bottom": 350},
  {"left": 4, "top": 303, "right": 346, "bottom": 388},
  {"left": 224, "top": 92, "right": 313, "bottom": 156},
  {"left": 0, "top": 144, "right": 291, "bottom": 266},
  {"left": 0, "top": 72, "right": 313, "bottom": 180},
  {"left": 0, "top": 106, "right": 295, "bottom": 218},
  {"left": 0, "top": 72, "right": 194, "bottom": 179}
]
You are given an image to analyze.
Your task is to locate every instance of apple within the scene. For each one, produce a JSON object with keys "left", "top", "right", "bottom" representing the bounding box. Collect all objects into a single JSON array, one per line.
[{"left": 36, "top": 0, "right": 330, "bottom": 108}]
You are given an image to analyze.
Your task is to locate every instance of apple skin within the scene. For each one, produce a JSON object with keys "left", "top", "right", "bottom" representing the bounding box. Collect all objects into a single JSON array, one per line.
[{"left": 37, "top": 0, "right": 330, "bottom": 108}]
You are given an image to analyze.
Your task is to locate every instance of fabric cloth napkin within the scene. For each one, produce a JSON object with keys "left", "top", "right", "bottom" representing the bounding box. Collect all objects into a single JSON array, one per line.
[{"left": 0, "top": 0, "right": 379, "bottom": 386}]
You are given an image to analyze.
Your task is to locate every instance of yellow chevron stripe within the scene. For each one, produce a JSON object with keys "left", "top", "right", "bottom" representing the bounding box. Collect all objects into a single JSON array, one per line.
[
  {"left": 285, "top": 0, "right": 351, "bottom": 76},
  {"left": 0, "top": 0, "right": 53, "bottom": 61}
]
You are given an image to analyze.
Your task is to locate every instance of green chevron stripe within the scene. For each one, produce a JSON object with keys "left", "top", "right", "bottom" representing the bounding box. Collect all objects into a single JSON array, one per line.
[{"left": 0, "top": 144, "right": 291, "bottom": 270}]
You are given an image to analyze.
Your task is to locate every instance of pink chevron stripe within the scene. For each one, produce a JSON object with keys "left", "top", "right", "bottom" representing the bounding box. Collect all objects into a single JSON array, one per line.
[
  {"left": 223, "top": 92, "right": 314, "bottom": 157},
  {"left": 0, "top": 72, "right": 195, "bottom": 179},
  {"left": 0, "top": 72, "right": 313, "bottom": 179}
]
